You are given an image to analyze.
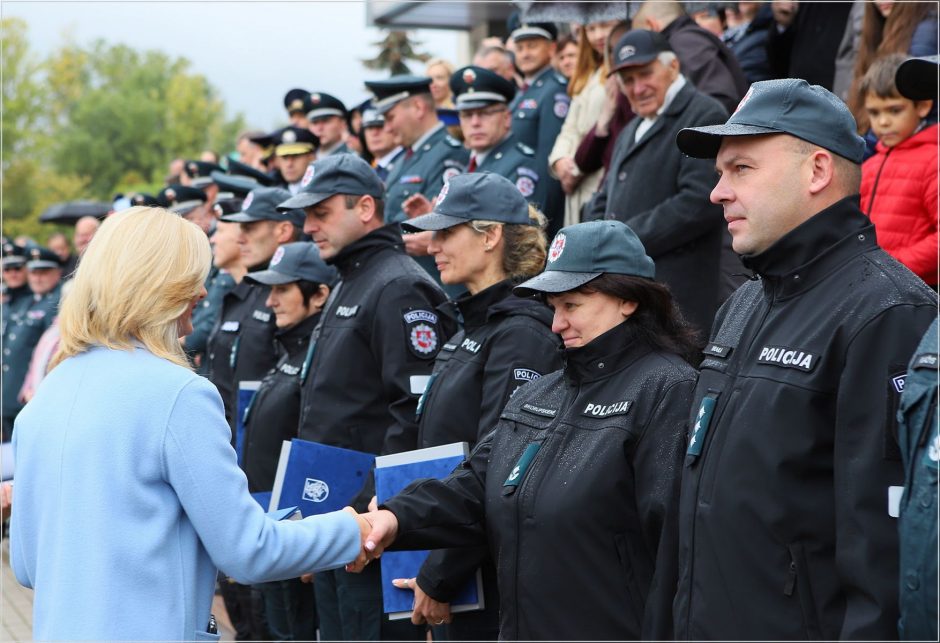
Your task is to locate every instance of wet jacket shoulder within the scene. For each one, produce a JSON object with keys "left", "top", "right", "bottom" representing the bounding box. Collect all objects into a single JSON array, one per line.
[{"left": 675, "top": 196, "right": 938, "bottom": 640}]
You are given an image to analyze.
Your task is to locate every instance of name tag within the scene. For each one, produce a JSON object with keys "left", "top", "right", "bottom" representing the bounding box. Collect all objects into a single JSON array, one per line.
[
  {"left": 582, "top": 400, "right": 632, "bottom": 418},
  {"left": 409, "top": 374, "right": 430, "bottom": 395},
  {"left": 336, "top": 305, "right": 360, "bottom": 318},
  {"left": 888, "top": 486, "right": 904, "bottom": 518},
  {"left": 252, "top": 310, "right": 271, "bottom": 323},
  {"left": 703, "top": 343, "right": 732, "bottom": 358},
  {"left": 756, "top": 345, "right": 816, "bottom": 372},
  {"left": 521, "top": 403, "right": 556, "bottom": 418},
  {"left": 914, "top": 353, "right": 939, "bottom": 370},
  {"left": 279, "top": 363, "right": 300, "bottom": 376},
  {"left": 441, "top": 343, "right": 458, "bottom": 352},
  {"left": 221, "top": 321, "right": 240, "bottom": 332}
]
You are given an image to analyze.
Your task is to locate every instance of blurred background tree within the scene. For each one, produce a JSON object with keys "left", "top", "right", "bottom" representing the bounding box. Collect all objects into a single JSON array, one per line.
[
  {"left": 362, "top": 31, "right": 432, "bottom": 75},
  {"left": 1, "top": 18, "right": 244, "bottom": 243}
]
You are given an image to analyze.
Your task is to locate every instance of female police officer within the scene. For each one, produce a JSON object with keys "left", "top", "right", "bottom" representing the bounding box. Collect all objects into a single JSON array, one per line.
[
  {"left": 239, "top": 241, "right": 336, "bottom": 641},
  {"left": 394, "top": 172, "right": 562, "bottom": 640},
  {"left": 356, "top": 220, "right": 700, "bottom": 640}
]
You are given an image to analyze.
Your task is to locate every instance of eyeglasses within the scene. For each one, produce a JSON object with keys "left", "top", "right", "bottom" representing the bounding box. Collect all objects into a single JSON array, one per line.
[{"left": 458, "top": 106, "right": 508, "bottom": 121}]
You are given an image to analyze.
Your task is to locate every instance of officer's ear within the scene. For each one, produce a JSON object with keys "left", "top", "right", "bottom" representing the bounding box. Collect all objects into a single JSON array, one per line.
[
  {"left": 310, "top": 284, "right": 330, "bottom": 313},
  {"left": 620, "top": 299, "right": 638, "bottom": 319},
  {"left": 272, "top": 220, "right": 297, "bottom": 243},
  {"left": 356, "top": 194, "right": 380, "bottom": 226},
  {"left": 480, "top": 224, "right": 504, "bottom": 252},
  {"left": 806, "top": 149, "right": 836, "bottom": 197}
]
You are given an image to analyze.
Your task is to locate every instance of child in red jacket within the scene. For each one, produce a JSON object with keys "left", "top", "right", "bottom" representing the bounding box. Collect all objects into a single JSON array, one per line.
[{"left": 860, "top": 53, "right": 938, "bottom": 287}]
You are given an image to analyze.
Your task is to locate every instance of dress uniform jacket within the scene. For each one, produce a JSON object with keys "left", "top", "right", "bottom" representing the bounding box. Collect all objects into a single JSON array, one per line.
[
  {"left": 413, "top": 279, "right": 561, "bottom": 639},
  {"left": 1, "top": 284, "right": 32, "bottom": 336},
  {"left": 242, "top": 312, "right": 319, "bottom": 493},
  {"left": 205, "top": 280, "right": 277, "bottom": 431},
  {"left": 510, "top": 66, "right": 569, "bottom": 233},
  {"left": 385, "top": 320, "right": 696, "bottom": 640},
  {"left": 897, "top": 317, "right": 939, "bottom": 641},
  {"left": 587, "top": 82, "right": 728, "bottom": 334},
  {"left": 2, "top": 286, "right": 60, "bottom": 421},
  {"left": 472, "top": 134, "right": 544, "bottom": 209},
  {"left": 184, "top": 268, "right": 236, "bottom": 374},
  {"left": 674, "top": 197, "right": 939, "bottom": 640},
  {"left": 298, "top": 225, "right": 456, "bottom": 510},
  {"left": 384, "top": 124, "right": 468, "bottom": 225}
]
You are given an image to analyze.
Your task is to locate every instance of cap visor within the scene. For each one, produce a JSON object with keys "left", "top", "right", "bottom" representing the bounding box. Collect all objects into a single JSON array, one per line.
[
  {"left": 244, "top": 270, "right": 296, "bottom": 286},
  {"left": 26, "top": 261, "right": 61, "bottom": 270},
  {"left": 401, "top": 212, "right": 467, "bottom": 232},
  {"left": 676, "top": 123, "right": 782, "bottom": 158},
  {"left": 608, "top": 55, "right": 659, "bottom": 76},
  {"left": 277, "top": 192, "right": 331, "bottom": 211},
  {"left": 513, "top": 271, "right": 601, "bottom": 297},
  {"left": 219, "top": 211, "right": 263, "bottom": 223},
  {"left": 276, "top": 144, "right": 315, "bottom": 156},
  {"left": 456, "top": 99, "right": 500, "bottom": 111}
]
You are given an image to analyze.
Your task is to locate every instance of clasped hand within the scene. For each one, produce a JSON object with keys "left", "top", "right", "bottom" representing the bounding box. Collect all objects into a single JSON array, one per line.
[{"left": 341, "top": 506, "right": 399, "bottom": 573}]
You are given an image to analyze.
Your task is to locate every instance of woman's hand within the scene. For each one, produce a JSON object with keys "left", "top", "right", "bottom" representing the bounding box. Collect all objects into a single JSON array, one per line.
[
  {"left": 392, "top": 577, "right": 453, "bottom": 626},
  {"left": 402, "top": 194, "right": 434, "bottom": 219},
  {"left": 552, "top": 157, "right": 582, "bottom": 194},
  {"left": 596, "top": 75, "right": 620, "bottom": 137},
  {"left": 344, "top": 508, "right": 399, "bottom": 572}
]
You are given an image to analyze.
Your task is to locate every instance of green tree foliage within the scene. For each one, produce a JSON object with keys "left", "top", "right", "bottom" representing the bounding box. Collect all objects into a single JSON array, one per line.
[
  {"left": 1, "top": 18, "right": 245, "bottom": 240},
  {"left": 362, "top": 31, "right": 432, "bottom": 76}
]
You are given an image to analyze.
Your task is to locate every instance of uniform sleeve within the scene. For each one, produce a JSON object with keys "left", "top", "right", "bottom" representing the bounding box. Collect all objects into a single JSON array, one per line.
[
  {"left": 833, "top": 302, "right": 937, "bottom": 639},
  {"left": 162, "top": 376, "right": 362, "bottom": 584},
  {"left": 476, "top": 321, "right": 562, "bottom": 444},
  {"left": 634, "top": 376, "right": 696, "bottom": 641},
  {"left": 417, "top": 546, "right": 489, "bottom": 603},
  {"left": 182, "top": 299, "right": 217, "bottom": 355},
  {"left": 382, "top": 432, "right": 492, "bottom": 550},
  {"left": 623, "top": 139, "right": 726, "bottom": 258}
]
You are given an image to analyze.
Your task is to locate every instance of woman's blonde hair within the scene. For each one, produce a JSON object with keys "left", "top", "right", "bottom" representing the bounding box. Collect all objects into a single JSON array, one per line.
[
  {"left": 50, "top": 206, "right": 211, "bottom": 370},
  {"left": 469, "top": 204, "right": 548, "bottom": 281}
]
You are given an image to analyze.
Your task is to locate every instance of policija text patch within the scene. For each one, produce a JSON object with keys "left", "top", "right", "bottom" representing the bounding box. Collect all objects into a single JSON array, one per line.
[{"left": 756, "top": 345, "right": 816, "bottom": 372}]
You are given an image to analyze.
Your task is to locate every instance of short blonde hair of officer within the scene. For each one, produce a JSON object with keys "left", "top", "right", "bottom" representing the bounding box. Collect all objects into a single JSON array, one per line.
[
  {"left": 51, "top": 206, "right": 211, "bottom": 371},
  {"left": 469, "top": 204, "right": 548, "bottom": 280}
]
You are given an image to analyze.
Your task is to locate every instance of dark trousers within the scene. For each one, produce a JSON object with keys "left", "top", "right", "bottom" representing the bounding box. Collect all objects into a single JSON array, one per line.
[
  {"left": 219, "top": 575, "right": 271, "bottom": 641},
  {"left": 314, "top": 563, "right": 425, "bottom": 641},
  {"left": 257, "top": 578, "right": 317, "bottom": 641}
]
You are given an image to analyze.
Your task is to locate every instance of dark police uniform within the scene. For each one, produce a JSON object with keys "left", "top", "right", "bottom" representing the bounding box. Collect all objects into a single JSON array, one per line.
[
  {"left": 184, "top": 269, "right": 236, "bottom": 375},
  {"left": 473, "top": 135, "right": 541, "bottom": 202},
  {"left": 897, "top": 317, "right": 939, "bottom": 641},
  {"left": 307, "top": 92, "right": 353, "bottom": 159},
  {"left": 385, "top": 320, "right": 695, "bottom": 640},
  {"left": 673, "top": 198, "right": 938, "bottom": 640},
  {"left": 413, "top": 279, "right": 561, "bottom": 641},
  {"left": 2, "top": 243, "right": 32, "bottom": 337},
  {"left": 509, "top": 65, "right": 568, "bottom": 233}
]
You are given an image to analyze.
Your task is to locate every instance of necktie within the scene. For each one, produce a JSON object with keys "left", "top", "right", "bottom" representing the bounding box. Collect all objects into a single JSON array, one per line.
[
  {"left": 404, "top": 147, "right": 414, "bottom": 160},
  {"left": 467, "top": 156, "right": 477, "bottom": 173},
  {"left": 520, "top": 82, "right": 530, "bottom": 93}
]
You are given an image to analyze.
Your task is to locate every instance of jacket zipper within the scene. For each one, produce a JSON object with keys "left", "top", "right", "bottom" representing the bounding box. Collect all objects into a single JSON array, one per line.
[{"left": 864, "top": 146, "right": 893, "bottom": 215}]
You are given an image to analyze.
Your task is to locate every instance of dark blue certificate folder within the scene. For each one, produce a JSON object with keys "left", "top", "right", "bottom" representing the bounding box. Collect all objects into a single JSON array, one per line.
[
  {"left": 374, "top": 443, "right": 484, "bottom": 619},
  {"left": 235, "top": 381, "right": 261, "bottom": 467},
  {"left": 269, "top": 439, "right": 375, "bottom": 517}
]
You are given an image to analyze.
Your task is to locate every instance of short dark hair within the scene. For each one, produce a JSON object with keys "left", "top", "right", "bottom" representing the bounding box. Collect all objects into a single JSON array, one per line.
[
  {"left": 342, "top": 194, "right": 385, "bottom": 222},
  {"left": 858, "top": 53, "right": 907, "bottom": 100},
  {"left": 576, "top": 273, "right": 703, "bottom": 366},
  {"left": 296, "top": 279, "right": 326, "bottom": 306}
]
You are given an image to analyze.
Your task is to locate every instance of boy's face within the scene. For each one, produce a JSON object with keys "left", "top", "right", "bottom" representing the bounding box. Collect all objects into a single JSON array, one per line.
[{"left": 865, "top": 93, "right": 933, "bottom": 148}]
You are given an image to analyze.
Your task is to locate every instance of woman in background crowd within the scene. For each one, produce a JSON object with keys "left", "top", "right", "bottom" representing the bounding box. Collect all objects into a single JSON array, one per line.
[{"left": 427, "top": 58, "right": 456, "bottom": 108}]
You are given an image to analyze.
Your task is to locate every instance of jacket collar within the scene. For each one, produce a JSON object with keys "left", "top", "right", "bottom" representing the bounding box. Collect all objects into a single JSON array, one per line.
[
  {"left": 564, "top": 319, "right": 651, "bottom": 385},
  {"left": 456, "top": 279, "right": 515, "bottom": 330},
  {"left": 275, "top": 311, "right": 319, "bottom": 356},
  {"left": 329, "top": 224, "right": 403, "bottom": 277},
  {"left": 621, "top": 81, "right": 697, "bottom": 159},
  {"left": 742, "top": 195, "right": 877, "bottom": 299},
  {"left": 875, "top": 122, "right": 938, "bottom": 155}
]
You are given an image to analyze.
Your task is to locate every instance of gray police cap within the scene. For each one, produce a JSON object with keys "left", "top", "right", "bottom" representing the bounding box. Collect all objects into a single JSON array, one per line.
[
  {"left": 403, "top": 173, "right": 532, "bottom": 232},
  {"left": 244, "top": 241, "right": 337, "bottom": 286},
  {"left": 277, "top": 153, "right": 385, "bottom": 211},
  {"left": 514, "top": 220, "right": 655, "bottom": 296},
  {"left": 220, "top": 186, "right": 304, "bottom": 227},
  {"left": 676, "top": 79, "right": 866, "bottom": 163}
]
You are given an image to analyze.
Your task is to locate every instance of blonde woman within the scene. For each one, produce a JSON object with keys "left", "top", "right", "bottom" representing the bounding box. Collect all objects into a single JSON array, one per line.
[
  {"left": 426, "top": 57, "right": 455, "bottom": 108},
  {"left": 548, "top": 19, "right": 622, "bottom": 226},
  {"left": 9, "top": 207, "right": 369, "bottom": 640}
]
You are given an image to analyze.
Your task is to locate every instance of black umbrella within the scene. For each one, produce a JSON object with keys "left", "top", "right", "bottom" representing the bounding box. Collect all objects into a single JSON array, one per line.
[
  {"left": 517, "top": 0, "right": 634, "bottom": 24},
  {"left": 39, "top": 200, "right": 111, "bottom": 225}
]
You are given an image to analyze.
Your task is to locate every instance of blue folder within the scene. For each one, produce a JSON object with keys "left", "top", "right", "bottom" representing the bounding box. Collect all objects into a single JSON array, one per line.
[
  {"left": 374, "top": 442, "right": 484, "bottom": 619},
  {"left": 269, "top": 439, "right": 375, "bottom": 517},
  {"left": 235, "top": 381, "right": 261, "bottom": 467}
]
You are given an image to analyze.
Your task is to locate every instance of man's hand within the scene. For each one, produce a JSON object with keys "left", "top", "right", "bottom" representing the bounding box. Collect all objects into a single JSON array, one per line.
[
  {"left": 403, "top": 230, "right": 433, "bottom": 257},
  {"left": 402, "top": 194, "right": 434, "bottom": 219},
  {"left": 391, "top": 577, "right": 453, "bottom": 626},
  {"left": 1, "top": 482, "right": 13, "bottom": 520},
  {"left": 345, "top": 508, "right": 399, "bottom": 573}
]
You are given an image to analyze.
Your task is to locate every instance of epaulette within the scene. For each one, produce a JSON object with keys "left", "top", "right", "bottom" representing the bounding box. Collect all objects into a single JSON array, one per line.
[
  {"left": 516, "top": 142, "right": 535, "bottom": 156},
  {"left": 444, "top": 135, "right": 463, "bottom": 148},
  {"left": 554, "top": 72, "right": 568, "bottom": 86}
]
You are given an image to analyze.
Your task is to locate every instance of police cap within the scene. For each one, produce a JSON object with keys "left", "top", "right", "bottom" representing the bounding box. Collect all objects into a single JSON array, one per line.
[
  {"left": 274, "top": 126, "right": 319, "bottom": 157},
  {"left": 159, "top": 185, "right": 208, "bottom": 216},
  {"left": 307, "top": 92, "right": 348, "bottom": 121},
  {"left": 365, "top": 75, "right": 432, "bottom": 115},
  {"left": 184, "top": 160, "right": 224, "bottom": 188},
  {"left": 277, "top": 153, "right": 385, "bottom": 211},
  {"left": 514, "top": 220, "right": 655, "bottom": 296},
  {"left": 403, "top": 173, "right": 531, "bottom": 232},
  {"left": 450, "top": 65, "right": 517, "bottom": 111},
  {"left": 508, "top": 13, "right": 558, "bottom": 42},
  {"left": 245, "top": 241, "right": 337, "bottom": 286},
  {"left": 221, "top": 186, "right": 304, "bottom": 227},
  {"left": 361, "top": 108, "right": 385, "bottom": 128},
  {"left": 284, "top": 88, "right": 314, "bottom": 115},
  {"left": 128, "top": 193, "right": 163, "bottom": 207},
  {"left": 676, "top": 79, "right": 866, "bottom": 163},
  {"left": 896, "top": 55, "right": 940, "bottom": 101},
  {"left": 213, "top": 196, "right": 244, "bottom": 218},
  {"left": 26, "top": 246, "right": 64, "bottom": 270},
  {"left": 2, "top": 242, "right": 28, "bottom": 268}
]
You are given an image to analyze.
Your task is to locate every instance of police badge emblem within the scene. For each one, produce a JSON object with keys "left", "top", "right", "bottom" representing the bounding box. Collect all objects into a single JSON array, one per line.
[
  {"left": 301, "top": 165, "right": 315, "bottom": 188},
  {"left": 242, "top": 191, "right": 254, "bottom": 210},
  {"left": 282, "top": 129, "right": 297, "bottom": 143},
  {"left": 271, "top": 246, "right": 285, "bottom": 266},
  {"left": 548, "top": 233, "right": 566, "bottom": 263},
  {"left": 410, "top": 324, "right": 438, "bottom": 356},
  {"left": 515, "top": 176, "right": 535, "bottom": 197},
  {"left": 463, "top": 68, "right": 477, "bottom": 85},
  {"left": 436, "top": 181, "right": 450, "bottom": 206}
]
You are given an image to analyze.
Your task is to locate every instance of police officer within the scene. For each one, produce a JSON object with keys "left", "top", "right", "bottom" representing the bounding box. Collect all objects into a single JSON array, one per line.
[
  {"left": 307, "top": 92, "right": 352, "bottom": 158},
  {"left": 284, "top": 87, "right": 314, "bottom": 128},
  {"left": 362, "top": 108, "right": 404, "bottom": 182},
  {"left": 395, "top": 173, "right": 562, "bottom": 640},
  {"left": 204, "top": 186, "right": 304, "bottom": 432},
  {"left": 184, "top": 160, "right": 224, "bottom": 196},
  {"left": 159, "top": 184, "right": 214, "bottom": 235},
  {"left": 2, "top": 242, "right": 32, "bottom": 336},
  {"left": 277, "top": 153, "right": 456, "bottom": 641},
  {"left": 271, "top": 126, "right": 319, "bottom": 194},
  {"left": 2, "top": 247, "right": 63, "bottom": 440},
  {"left": 128, "top": 193, "right": 163, "bottom": 207},
  {"left": 452, "top": 66, "right": 543, "bottom": 203},
  {"left": 672, "top": 79, "right": 939, "bottom": 639},
  {"left": 362, "top": 220, "right": 700, "bottom": 640},
  {"left": 239, "top": 241, "right": 336, "bottom": 641},
  {"left": 507, "top": 18, "right": 569, "bottom": 234}
]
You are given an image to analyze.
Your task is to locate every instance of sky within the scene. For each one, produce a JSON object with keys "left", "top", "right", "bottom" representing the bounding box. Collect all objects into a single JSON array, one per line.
[{"left": 4, "top": 1, "right": 464, "bottom": 130}]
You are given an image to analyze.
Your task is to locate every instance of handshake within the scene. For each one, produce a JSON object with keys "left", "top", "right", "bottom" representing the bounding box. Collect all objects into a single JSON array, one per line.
[{"left": 340, "top": 504, "right": 399, "bottom": 573}]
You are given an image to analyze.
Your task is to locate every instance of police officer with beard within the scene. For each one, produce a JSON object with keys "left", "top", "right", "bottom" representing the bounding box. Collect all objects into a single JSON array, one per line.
[{"left": 277, "top": 154, "right": 455, "bottom": 641}]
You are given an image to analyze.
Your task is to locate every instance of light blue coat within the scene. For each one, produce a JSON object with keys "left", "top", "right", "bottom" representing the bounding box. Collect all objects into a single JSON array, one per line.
[{"left": 10, "top": 345, "right": 361, "bottom": 640}]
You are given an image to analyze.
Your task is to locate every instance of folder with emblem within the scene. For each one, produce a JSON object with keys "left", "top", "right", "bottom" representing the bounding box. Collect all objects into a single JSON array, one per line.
[
  {"left": 268, "top": 439, "right": 375, "bottom": 517},
  {"left": 374, "top": 442, "right": 484, "bottom": 619}
]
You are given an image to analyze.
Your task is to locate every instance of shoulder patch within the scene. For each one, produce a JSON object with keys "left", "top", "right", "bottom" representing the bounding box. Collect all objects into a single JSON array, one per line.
[
  {"left": 516, "top": 166, "right": 539, "bottom": 180},
  {"left": 515, "top": 176, "right": 536, "bottom": 197},
  {"left": 516, "top": 142, "right": 535, "bottom": 157},
  {"left": 554, "top": 72, "right": 568, "bottom": 85}
]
